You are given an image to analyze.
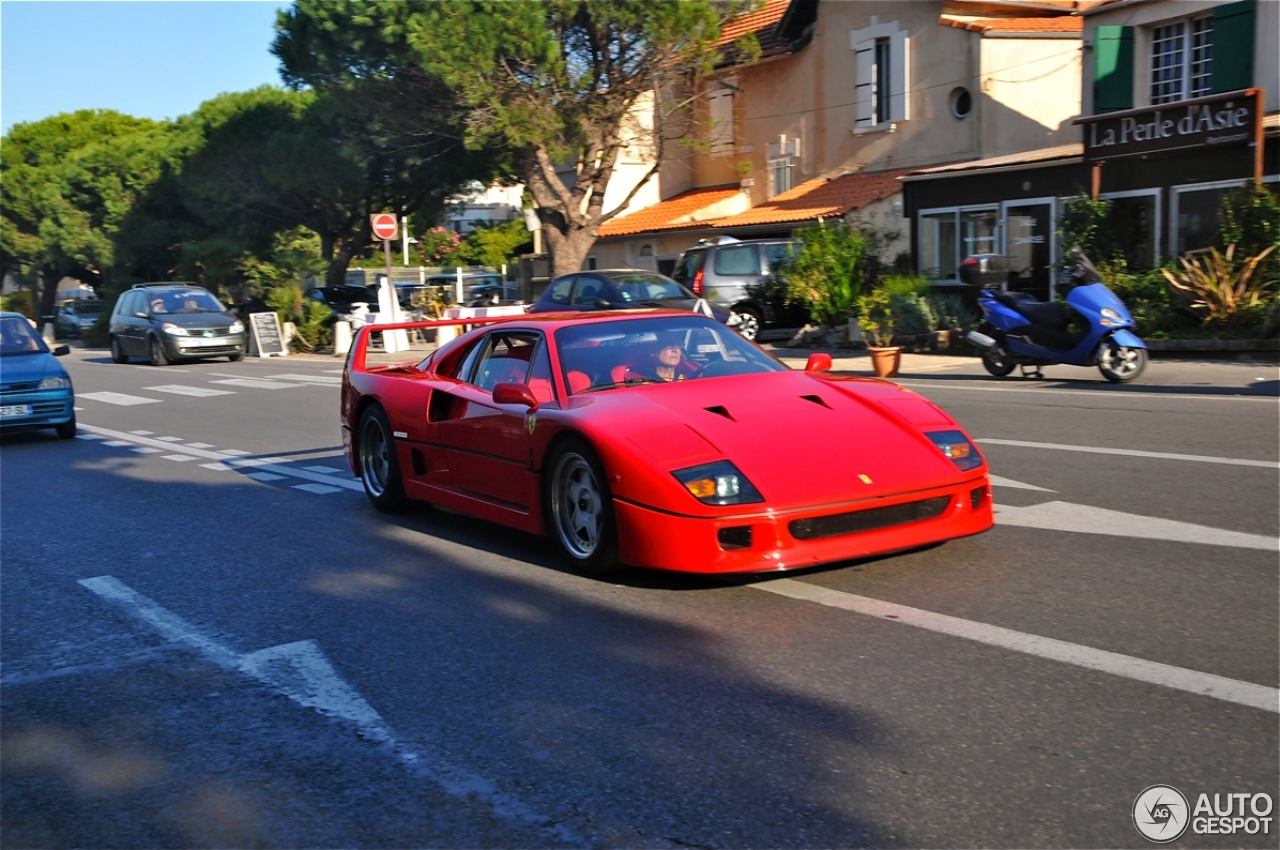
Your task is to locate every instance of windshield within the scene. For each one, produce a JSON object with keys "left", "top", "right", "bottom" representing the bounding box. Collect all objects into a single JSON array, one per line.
[
  {"left": 555, "top": 315, "right": 783, "bottom": 394},
  {"left": 0, "top": 316, "right": 50, "bottom": 356},
  {"left": 149, "top": 290, "right": 224, "bottom": 314},
  {"left": 610, "top": 273, "right": 691, "bottom": 303}
]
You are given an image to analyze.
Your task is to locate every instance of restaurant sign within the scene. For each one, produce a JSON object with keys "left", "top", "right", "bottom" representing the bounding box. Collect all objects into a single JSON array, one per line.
[{"left": 1076, "top": 89, "right": 1260, "bottom": 163}]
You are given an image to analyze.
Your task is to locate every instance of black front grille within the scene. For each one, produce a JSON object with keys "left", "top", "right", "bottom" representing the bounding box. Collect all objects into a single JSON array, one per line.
[
  {"left": 32, "top": 402, "right": 68, "bottom": 414},
  {"left": 789, "top": 496, "right": 953, "bottom": 541},
  {"left": 0, "top": 381, "right": 40, "bottom": 394}
]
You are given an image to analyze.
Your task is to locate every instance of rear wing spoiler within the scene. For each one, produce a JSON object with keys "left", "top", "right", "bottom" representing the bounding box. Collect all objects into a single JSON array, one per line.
[{"left": 348, "top": 316, "right": 518, "bottom": 372}]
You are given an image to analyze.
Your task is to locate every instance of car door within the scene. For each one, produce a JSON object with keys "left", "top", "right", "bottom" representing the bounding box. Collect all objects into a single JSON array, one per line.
[
  {"left": 114, "top": 292, "right": 143, "bottom": 353},
  {"left": 430, "top": 330, "right": 547, "bottom": 508}
]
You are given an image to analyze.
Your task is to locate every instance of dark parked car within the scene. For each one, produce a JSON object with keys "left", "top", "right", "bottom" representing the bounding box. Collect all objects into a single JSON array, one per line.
[
  {"left": 108, "top": 283, "right": 247, "bottom": 366},
  {"left": 57, "top": 299, "right": 106, "bottom": 337},
  {"left": 467, "top": 283, "right": 521, "bottom": 307},
  {"left": 671, "top": 237, "right": 806, "bottom": 340},
  {"left": 529, "top": 270, "right": 731, "bottom": 323},
  {"left": 304, "top": 285, "right": 379, "bottom": 312}
]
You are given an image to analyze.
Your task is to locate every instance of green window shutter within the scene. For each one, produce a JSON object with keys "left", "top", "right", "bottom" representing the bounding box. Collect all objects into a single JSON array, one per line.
[
  {"left": 1212, "top": 0, "right": 1256, "bottom": 93},
  {"left": 1093, "top": 26, "right": 1134, "bottom": 113}
]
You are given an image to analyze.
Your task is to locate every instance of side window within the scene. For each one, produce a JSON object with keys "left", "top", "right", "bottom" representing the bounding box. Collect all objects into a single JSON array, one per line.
[
  {"left": 571, "top": 277, "right": 603, "bottom": 307},
  {"left": 672, "top": 250, "right": 705, "bottom": 284},
  {"left": 119, "top": 292, "right": 139, "bottom": 316},
  {"left": 714, "top": 244, "right": 762, "bottom": 276},
  {"left": 763, "top": 242, "right": 798, "bottom": 271},
  {"left": 473, "top": 332, "right": 539, "bottom": 390},
  {"left": 527, "top": 337, "right": 556, "bottom": 404},
  {"left": 442, "top": 337, "right": 486, "bottom": 381},
  {"left": 548, "top": 277, "right": 574, "bottom": 305}
]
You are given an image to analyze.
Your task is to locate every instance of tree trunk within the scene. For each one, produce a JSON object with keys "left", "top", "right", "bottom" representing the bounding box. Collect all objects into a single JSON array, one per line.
[
  {"left": 326, "top": 244, "right": 358, "bottom": 288},
  {"left": 542, "top": 217, "right": 598, "bottom": 278},
  {"left": 37, "top": 264, "right": 62, "bottom": 325}
]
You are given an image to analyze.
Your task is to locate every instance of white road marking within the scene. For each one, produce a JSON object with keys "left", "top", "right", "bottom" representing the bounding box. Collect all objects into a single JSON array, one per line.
[
  {"left": 78, "top": 392, "right": 161, "bottom": 406},
  {"left": 267, "top": 373, "right": 343, "bottom": 384},
  {"left": 184, "top": 442, "right": 215, "bottom": 448},
  {"left": 144, "top": 384, "right": 236, "bottom": 398},
  {"left": 129, "top": 430, "right": 154, "bottom": 435},
  {"left": 301, "top": 465, "right": 342, "bottom": 474},
  {"left": 245, "top": 472, "right": 286, "bottom": 482},
  {"left": 163, "top": 454, "right": 198, "bottom": 462},
  {"left": 209, "top": 378, "right": 304, "bottom": 390},
  {"left": 75, "top": 434, "right": 104, "bottom": 441},
  {"left": 131, "top": 447, "right": 162, "bottom": 454},
  {"left": 134, "top": 366, "right": 188, "bottom": 372},
  {"left": 995, "top": 501, "right": 1278, "bottom": 550},
  {"left": 897, "top": 380, "right": 1278, "bottom": 403},
  {"left": 321, "top": 369, "right": 343, "bottom": 374},
  {"left": 76, "top": 424, "right": 364, "bottom": 492},
  {"left": 988, "top": 475, "right": 1054, "bottom": 492},
  {"left": 77, "top": 576, "right": 581, "bottom": 845},
  {"left": 752, "top": 579, "right": 1279, "bottom": 714},
  {"left": 153, "top": 435, "right": 185, "bottom": 442},
  {"left": 978, "top": 438, "right": 1278, "bottom": 469},
  {"left": 294, "top": 483, "right": 344, "bottom": 494}
]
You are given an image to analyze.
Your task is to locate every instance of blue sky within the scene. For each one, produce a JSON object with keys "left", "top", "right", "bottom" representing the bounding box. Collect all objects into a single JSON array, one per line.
[{"left": 2, "top": 1, "right": 288, "bottom": 133}]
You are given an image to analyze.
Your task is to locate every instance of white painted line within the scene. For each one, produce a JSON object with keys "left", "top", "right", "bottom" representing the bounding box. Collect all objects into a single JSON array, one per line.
[
  {"left": 995, "top": 501, "right": 1278, "bottom": 550},
  {"left": 74, "top": 406, "right": 84, "bottom": 411},
  {"left": 301, "top": 465, "right": 342, "bottom": 475},
  {"left": 163, "top": 454, "right": 198, "bottom": 462},
  {"left": 978, "top": 438, "right": 1278, "bottom": 469},
  {"left": 184, "top": 442, "right": 215, "bottom": 449},
  {"left": 245, "top": 472, "right": 287, "bottom": 482},
  {"left": 130, "top": 447, "right": 162, "bottom": 454},
  {"left": 128, "top": 430, "right": 154, "bottom": 435},
  {"left": 102, "top": 440, "right": 132, "bottom": 447},
  {"left": 293, "top": 483, "right": 343, "bottom": 495},
  {"left": 75, "top": 434, "right": 104, "bottom": 441},
  {"left": 988, "top": 475, "right": 1054, "bottom": 492},
  {"left": 75, "top": 424, "right": 364, "bottom": 492},
  {"left": 267, "top": 373, "right": 342, "bottom": 384},
  {"left": 322, "top": 369, "right": 344, "bottom": 374},
  {"left": 134, "top": 366, "right": 188, "bottom": 372},
  {"left": 897, "top": 380, "right": 1278, "bottom": 403},
  {"left": 79, "top": 392, "right": 161, "bottom": 406},
  {"left": 209, "top": 378, "right": 303, "bottom": 390},
  {"left": 77, "top": 576, "right": 581, "bottom": 845},
  {"left": 752, "top": 579, "right": 1279, "bottom": 714},
  {"left": 153, "top": 436, "right": 185, "bottom": 442},
  {"left": 144, "top": 384, "right": 236, "bottom": 398}
]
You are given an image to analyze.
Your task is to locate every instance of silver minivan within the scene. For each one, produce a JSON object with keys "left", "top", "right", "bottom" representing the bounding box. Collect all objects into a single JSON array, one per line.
[{"left": 670, "top": 237, "right": 805, "bottom": 340}]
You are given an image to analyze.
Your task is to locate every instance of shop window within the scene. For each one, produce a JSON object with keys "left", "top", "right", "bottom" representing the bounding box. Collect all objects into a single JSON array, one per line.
[
  {"left": 918, "top": 210, "right": 960, "bottom": 281},
  {"left": 852, "top": 20, "right": 910, "bottom": 132},
  {"left": 1101, "top": 191, "right": 1160, "bottom": 269},
  {"left": 1150, "top": 16, "right": 1213, "bottom": 105},
  {"left": 1173, "top": 181, "right": 1246, "bottom": 255}
]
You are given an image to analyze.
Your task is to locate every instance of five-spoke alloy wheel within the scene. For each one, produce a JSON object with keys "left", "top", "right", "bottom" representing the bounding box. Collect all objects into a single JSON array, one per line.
[{"left": 546, "top": 437, "right": 620, "bottom": 575}]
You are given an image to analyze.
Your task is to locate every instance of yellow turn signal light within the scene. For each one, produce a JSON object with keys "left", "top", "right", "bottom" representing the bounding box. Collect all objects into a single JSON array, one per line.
[{"left": 684, "top": 478, "right": 718, "bottom": 498}]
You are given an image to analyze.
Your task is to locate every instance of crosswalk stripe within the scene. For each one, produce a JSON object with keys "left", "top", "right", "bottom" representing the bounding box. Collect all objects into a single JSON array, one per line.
[
  {"left": 143, "top": 384, "right": 236, "bottom": 398},
  {"left": 978, "top": 438, "right": 1278, "bottom": 468},
  {"left": 751, "top": 579, "right": 1279, "bottom": 713},
  {"left": 208, "top": 378, "right": 303, "bottom": 390},
  {"left": 78, "top": 392, "right": 161, "bottom": 406},
  {"left": 995, "top": 501, "right": 1278, "bottom": 550}
]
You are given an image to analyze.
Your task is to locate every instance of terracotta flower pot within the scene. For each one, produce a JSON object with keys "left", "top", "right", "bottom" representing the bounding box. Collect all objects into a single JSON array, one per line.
[{"left": 867, "top": 345, "right": 902, "bottom": 378}]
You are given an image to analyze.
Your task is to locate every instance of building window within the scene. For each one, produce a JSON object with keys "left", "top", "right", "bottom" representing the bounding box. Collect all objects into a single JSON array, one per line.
[
  {"left": 768, "top": 157, "right": 795, "bottom": 197},
  {"left": 918, "top": 207, "right": 998, "bottom": 282},
  {"left": 708, "top": 89, "right": 734, "bottom": 156},
  {"left": 950, "top": 87, "right": 972, "bottom": 119},
  {"left": 852, "top": 20, "right": 910, "bottom": 133},
  {"left": 1150, "top": 16, "right": 1213, "bottom": 104}
]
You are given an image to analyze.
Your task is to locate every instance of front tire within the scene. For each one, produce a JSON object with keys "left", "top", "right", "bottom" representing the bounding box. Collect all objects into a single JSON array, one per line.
[
  {"left": 148, "top": 336, "right": 169, "bottom": 367},
  {"left": 981, "top": 346, "right": 1017, "bottom": 377},
  {"left": 110, "top": 336, "right": 128, "bottom": 364},
  {"left": 1097, "top": 342, "right": 1147, "bottom": 383},
  {"left": 358, "top": 405, "right": 407, "bottom": 511},
  {"left": 55, "top": 413, "right": 76, "bottom": 440},
  {"left": 730, "top": 305, "right": 762, "bottom": 341},
  {"left": 228, "top": 351, "right": 245, "bottom": 362},
  {"left": 545, "top": 437, "right": 620, "bottom": 575}
]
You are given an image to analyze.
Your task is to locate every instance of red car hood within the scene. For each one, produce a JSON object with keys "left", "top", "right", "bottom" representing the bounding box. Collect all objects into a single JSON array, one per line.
[{"left": 595, "top": 371, "right": 974, "bottom": 510}]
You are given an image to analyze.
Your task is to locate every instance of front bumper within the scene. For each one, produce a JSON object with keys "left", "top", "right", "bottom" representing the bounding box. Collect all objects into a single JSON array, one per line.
[
  {"left": 614, "top": 477, "right": 993, "bottom": 573},
  {"left": 0, "top": 389, "right": 74, "bottom": 431},
  {"left": 162, "top": 332, "right": 247, "bottom": 359}
]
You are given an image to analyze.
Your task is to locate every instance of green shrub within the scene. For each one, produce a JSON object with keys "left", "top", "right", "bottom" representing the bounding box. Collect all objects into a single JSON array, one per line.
[
  {"left": 779, "top": 221, "right": 867, "bottom": 326},
  {"left": 889, "top": 293, "right": 936, "bottom": 336},
  {"left": 927, "top": 293, "right": 979, "bottom": 334}
]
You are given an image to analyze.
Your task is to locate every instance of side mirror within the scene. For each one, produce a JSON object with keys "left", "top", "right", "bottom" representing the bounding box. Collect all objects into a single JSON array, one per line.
[
  {"left": 594, "top": 298, "right": 614, "bottom": 309},
  {"left": 805, "top": 352, "right": 833, "bottom": 373},
  {"left": 53, "top": 345, "right": 70, "bottom": 356},
  {"left": 134, "top": 312, "right": 149, "bottom": 319},
  {"left": 492, "top": 382, "right": 539, "bottom": 412}
]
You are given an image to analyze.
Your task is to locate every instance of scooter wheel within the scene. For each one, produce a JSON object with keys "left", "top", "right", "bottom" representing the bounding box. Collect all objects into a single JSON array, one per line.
[
  {"left": 1097, "top": 343, "right": 1147, "bottom": 383},
  {"left": 981, "top": 348, "right": 1017, "bottom": 377}
]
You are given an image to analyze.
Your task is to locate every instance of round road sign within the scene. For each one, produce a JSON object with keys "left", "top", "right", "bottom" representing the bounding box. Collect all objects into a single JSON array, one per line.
[{"left": 370, "top": 213, "right": 398, "bottom": 240}]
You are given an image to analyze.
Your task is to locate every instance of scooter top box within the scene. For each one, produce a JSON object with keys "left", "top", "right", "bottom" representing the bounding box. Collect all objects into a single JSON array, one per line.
[{"left": 959, "top": 254, "right": 1011, "bottom": 288}]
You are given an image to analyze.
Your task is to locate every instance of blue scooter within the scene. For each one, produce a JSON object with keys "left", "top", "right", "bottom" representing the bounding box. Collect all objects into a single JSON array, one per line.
[{"left": 962, "top": 250, "right": 1148, "bottom": 383}]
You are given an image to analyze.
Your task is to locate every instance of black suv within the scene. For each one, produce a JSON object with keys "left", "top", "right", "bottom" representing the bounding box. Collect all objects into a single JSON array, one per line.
[
  {"left": 109, "top": 283, "right": 247, "bottom": 366},
  {"left": 671, "top": 237, "right": 806, "bottom": 340}
]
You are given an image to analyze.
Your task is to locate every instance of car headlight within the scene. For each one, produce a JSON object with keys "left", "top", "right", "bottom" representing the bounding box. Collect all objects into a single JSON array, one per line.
[
  {"left": 39, "top": 376, "right": 71, "bottom": 390},
  {"left": 229, "top": 320, "right": 244, "bottom": 333},
  {"left": 926, "top": 430, "right": 983, "bottom": 471},
  {"left": 161, "top": 322, "right": 189, "bottom": 336},
  {"left": 672, "top": 460, "right": 764, "bottom": 505}
]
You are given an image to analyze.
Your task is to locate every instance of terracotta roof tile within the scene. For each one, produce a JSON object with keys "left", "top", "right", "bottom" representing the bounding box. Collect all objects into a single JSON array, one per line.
[
  {"left": 597, "top": 185, "right": 743, "bottom": 238},
  {"left": 717, "top": 0, "right": 790, "bottom": 48},
  {"left": 713, "top": 168, "right": 914, "bottom": 228},
  {"left": 942, "top": 15, "right": 1083, "bottom": 32}
]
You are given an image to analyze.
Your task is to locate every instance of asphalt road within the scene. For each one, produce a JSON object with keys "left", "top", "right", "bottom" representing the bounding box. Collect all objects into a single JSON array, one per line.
[{"left": 2, "top": 344, "right": 1276, "bottom": 849}]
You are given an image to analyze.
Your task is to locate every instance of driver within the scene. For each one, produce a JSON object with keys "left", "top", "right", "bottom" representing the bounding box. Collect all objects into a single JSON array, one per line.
[{"left": 624, "top": 331, "right": 699, "bottom": 383}]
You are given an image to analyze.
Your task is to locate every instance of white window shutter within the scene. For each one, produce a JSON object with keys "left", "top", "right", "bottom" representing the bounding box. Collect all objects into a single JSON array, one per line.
[
  {"left": 889, "top": 30, "right": 910, "bottom": 122},
  {"left": 854, "top": 38, "right": 875, "bottom": 130},
  {"left": 709, "top": 90, "right": 733, "bottom": 154}
]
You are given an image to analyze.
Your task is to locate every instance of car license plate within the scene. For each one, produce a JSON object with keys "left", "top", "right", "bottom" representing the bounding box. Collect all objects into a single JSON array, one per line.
[
  {"left": 190, "top": 337, "right": 219, "bottom": 346},
  {"left": 0, "top": 404, "right": 32, "bottom": 417}
]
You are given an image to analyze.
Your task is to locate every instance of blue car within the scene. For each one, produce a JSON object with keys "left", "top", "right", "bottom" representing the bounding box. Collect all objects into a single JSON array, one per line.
[{"left": 0, "top": 312, "right": 76, "bottom": 439}]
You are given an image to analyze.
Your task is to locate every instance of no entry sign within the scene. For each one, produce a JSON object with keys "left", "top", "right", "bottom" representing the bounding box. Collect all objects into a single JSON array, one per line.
[{"left": 370, "top": 213, "right": 398, "bottom": 241}]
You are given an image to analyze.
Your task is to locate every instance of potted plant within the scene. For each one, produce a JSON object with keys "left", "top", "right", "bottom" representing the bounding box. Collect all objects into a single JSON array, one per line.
[{"left": 857, "top": 288, "right": 900, "bottom": 377}]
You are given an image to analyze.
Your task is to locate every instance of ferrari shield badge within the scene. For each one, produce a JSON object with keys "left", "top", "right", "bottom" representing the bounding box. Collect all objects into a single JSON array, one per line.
[
  {"left": 526, "top": 412, "right": 537, "bottom": 435},
  {"left": 858, "top": 474, "right": 873, "bottom": 484}
]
